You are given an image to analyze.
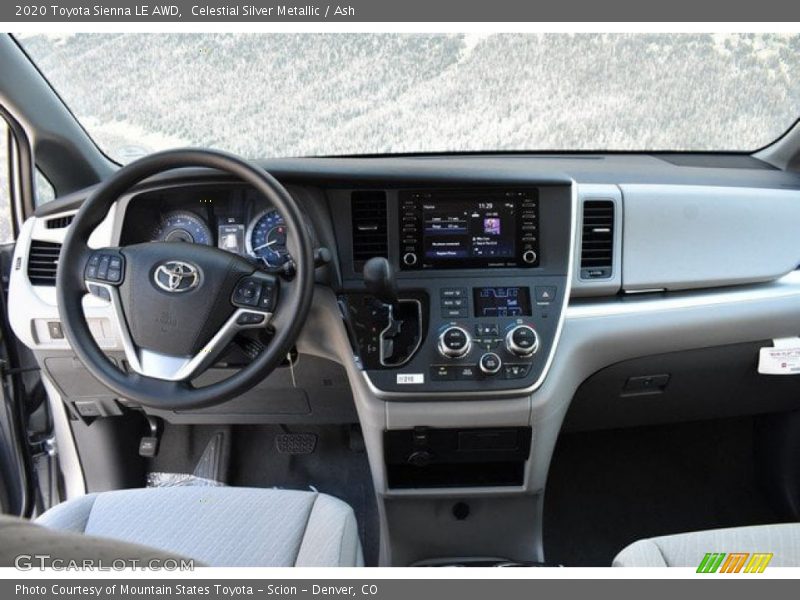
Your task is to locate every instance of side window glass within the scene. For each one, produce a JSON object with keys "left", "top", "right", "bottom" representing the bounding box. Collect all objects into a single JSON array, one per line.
[
  {"left": 0, "top": 119, "right": 13, "bottom": 244},
  {"left": 35, "top": 169, "right": 55, "bottom": 206}
]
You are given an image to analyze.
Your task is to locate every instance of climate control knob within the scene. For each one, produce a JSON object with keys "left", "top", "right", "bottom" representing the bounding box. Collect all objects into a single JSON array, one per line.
[
  {"left": 505, "top": 324, "right": 539, "bottom": 357},
  {"left": 437, "top": 326, "right": 472, "bottom": 359},
  {"left": 479, "top": 352, "right": 502, "bottom": 375}
]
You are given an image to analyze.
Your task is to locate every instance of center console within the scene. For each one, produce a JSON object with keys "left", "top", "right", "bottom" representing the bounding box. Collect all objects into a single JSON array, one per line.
[
  {"left": 337, "top": 184, "right": 574, "bottom": 398},
  {"left": 331, "top": 180, "right": 574, "bottom": 565}
]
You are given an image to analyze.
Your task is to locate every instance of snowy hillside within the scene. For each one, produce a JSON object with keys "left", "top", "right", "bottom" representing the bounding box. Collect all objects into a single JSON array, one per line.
[{"left": 14, "top": 33, "right": 800, "bottom": 162}]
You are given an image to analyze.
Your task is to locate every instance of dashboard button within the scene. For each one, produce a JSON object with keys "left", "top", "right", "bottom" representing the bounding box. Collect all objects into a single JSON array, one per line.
[
  {"left": 522, "top": 250, "right": 538, "bottom": 264},
  {"left": 504, "top": 364, "right": 531, "bottom": 379},
  {"left": 441, "top": 288, "right": 465, "bottom": 299},
  {"left": 438, "top": 326, "right": 472, "bottom": 359},
  {"left": 506, "top": 325, "right": 539, "bottom": 357},
  {"left": 442, "top": 308, "right": 468, "bottom": 318},
  {"left": 430, "top": 365, "right": 455, "bottom": 381},
  {"left": 454, "top": 365, "right": 478, "bottom": 380},
  {"left": 478, "top": 352, "right": 502, "bottom": 375},
  {"left": 535, "top": 286, "right": 557, "bottom": 303},
  {"left": 441, "top": 298, "right": 464, "bottom": 308},
  {"left": 475, "top": 323, "right": 499, "bottom": 336},
  {"left": 47, "top": 321, "right": 64, "bottom": 340}
]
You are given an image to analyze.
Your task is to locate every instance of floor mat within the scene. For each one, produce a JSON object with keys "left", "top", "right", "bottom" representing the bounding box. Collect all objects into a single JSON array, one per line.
[
  {"left": 229, "top": 424, "right": 379, "bottom": 566},
  {"left": 543, "top": 417, "right": 781, "bottom": 566}
]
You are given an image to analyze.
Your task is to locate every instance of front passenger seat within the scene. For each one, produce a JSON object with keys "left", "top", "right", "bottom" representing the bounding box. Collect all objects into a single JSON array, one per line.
[
  {"left": 613, "top": 523, "right": 800, "bottom": 567},
  {"left": 36, "top": 486, "right": 363, "bottom": 567}
]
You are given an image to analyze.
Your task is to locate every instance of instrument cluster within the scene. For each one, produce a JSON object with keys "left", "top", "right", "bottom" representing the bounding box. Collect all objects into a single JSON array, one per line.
[{"left": 143, "top": 186, "right": 292, "bottom": 269}]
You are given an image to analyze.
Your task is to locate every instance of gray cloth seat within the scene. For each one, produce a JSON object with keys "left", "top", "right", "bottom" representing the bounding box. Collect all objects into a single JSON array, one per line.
[
  {"left": 613, "top": 523, "right": 800, "bottom": 567},
  {"left": 0, "top": 515, "right": 193, "bottom": 568},
  {"left": 37, "top": 486, "right": 363, "bottom": 567}
]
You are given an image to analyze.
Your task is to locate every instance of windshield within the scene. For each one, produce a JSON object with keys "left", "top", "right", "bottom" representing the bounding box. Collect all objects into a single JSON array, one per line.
[{"left": 17, "top": 33, "right": 800, "bottom": 162}]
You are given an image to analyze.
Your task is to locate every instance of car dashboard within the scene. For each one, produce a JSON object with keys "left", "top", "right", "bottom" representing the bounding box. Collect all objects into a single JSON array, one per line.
[{"left": 10, "top": 152, "right": 800, "bottom": 564}]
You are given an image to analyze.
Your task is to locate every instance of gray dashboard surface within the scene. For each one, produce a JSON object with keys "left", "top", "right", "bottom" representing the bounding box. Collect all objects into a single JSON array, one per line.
[
  {"left": 621, "top": 184, "right": 800, "bottom": 291},
  {"left": 33, "top": 153, "right": 800, "bottom": 218}
]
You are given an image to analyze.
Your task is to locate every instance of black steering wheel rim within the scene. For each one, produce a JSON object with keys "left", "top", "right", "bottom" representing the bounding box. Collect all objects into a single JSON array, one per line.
[{"left": 56, "top": 148, "right": 315, "bottom": 409}]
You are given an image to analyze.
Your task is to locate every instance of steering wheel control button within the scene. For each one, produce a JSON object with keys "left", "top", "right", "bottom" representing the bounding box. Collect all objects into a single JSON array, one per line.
[
  {"left": 505, "top": 324, "right": 539, "bottom": 357},
  {"left": 479, "top": 352, "right": 502, "bottom": 375},
  {"left": 97, "top": 256, "right": 110, "bottom": 279},
  {"left": 106, "top": 256, "right": 123, "bottom": 282},
  {"left": 232, "top": 274, "right": 278, "bottom": 311},
  {"left": 85, "top": 251, "right": 125, "bottom": 285},
  {"left": 88, "top": 284, "right": 111, "bottom": 301},
  {"left": 504, "top": 363, "right": 531, "bottom": 379},
  {"left": 438, "top": 326, "right": 472, "bottom": 359},
  {"left": 236, "top": 312, "right": 265, "bottom": 326},
  {"left": 232, "top": 277, "right": 262, "bottom": 307},
  {"left": 257, "top": 281, "right": 278, "bottom": 311}
]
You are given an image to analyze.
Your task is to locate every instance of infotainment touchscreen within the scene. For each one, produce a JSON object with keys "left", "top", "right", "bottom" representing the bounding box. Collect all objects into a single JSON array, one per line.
[
  {"left": 399, "top": 189, "right": 539, "bottom": 270},
  {"left": 423, "top": 198, "right": 516, "bottom": 262}
]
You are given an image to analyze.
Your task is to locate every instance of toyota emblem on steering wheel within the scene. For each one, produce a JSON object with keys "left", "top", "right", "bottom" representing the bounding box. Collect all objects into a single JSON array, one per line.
[{"left": 154, "top": 261, "right": 200, "bottom": 293}]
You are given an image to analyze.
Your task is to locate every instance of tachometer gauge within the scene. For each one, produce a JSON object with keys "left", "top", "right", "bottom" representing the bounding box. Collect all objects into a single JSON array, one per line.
[
  {"left": 246, "top": 209, "right": 290, "bottom": 267},
  {"left": 151, "top": 212, "right": 213, "bottom": 246}
]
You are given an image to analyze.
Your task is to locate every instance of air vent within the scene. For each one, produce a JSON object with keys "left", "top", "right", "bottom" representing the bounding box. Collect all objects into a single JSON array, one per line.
[
  {"left": 45, "top": 215, "right": 74, "bottom": 229},
  {"left": 27, "top": 240, "right": 61, "bottom": 285},
  {"left": 580, "top": 200, "right": 615, "bottom": 279},
  {"left": 351, "top": 191, "right": 388, "bottom": 267}
]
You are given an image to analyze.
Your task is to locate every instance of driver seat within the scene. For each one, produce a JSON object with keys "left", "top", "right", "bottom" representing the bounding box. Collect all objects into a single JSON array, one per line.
[{"left": 35, "top": 486, "right": 364, "bottom": 567}]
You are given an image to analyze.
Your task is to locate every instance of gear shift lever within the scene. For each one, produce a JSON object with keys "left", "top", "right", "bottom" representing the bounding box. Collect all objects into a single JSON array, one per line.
[
  {"left": 349, "top": 257, "right": 420, "bottom": 367},
  {"left": 363, "top": 257, "right": 399, "bottom": 309}
]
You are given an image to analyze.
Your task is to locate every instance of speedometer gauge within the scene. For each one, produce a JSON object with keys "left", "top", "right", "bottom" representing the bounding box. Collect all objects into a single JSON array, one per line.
[
  {"left": 151, "top": 212, "right": 213, "bottom": 246},
  {"left": 246, "top": 209, "right": 290, "bottom": 267}
]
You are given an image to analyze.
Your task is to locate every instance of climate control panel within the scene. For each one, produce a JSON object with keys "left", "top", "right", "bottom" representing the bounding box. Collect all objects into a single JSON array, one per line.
[
  {"left": 348, "top": 275, "right": 567, "bottom": 396},
  {"left": 430, "top": 319, "right": 540, "bottom": 382}
]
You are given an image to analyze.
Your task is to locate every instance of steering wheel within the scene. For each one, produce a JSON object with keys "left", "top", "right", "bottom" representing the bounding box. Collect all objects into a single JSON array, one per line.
[{"left": 56, "top": 149, "right": 315, "bottom": 409}]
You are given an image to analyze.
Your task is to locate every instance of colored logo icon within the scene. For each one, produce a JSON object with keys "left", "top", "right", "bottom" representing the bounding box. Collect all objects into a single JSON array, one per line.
[{"left": 697, "top": 552, "right": 773, "bottom": 573}]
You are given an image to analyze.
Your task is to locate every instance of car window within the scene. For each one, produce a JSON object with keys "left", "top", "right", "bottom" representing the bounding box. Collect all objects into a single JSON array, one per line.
[
  {"left": 35, "top": 169, "right": 55, "bottom": 206},
  {"left": 16, "top": 33, "right": 800, "bottom": 162},
  {"left": 0, "top": 119, "right": 13, "bottom": 243}
]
